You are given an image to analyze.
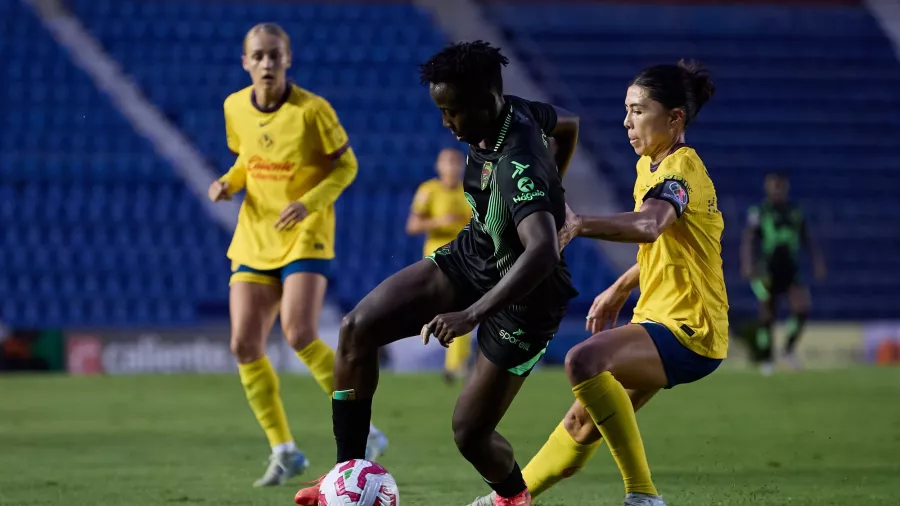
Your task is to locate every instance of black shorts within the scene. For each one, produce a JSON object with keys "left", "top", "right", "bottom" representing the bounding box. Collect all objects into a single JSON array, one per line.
[
  {"left": 429, "top": 253, "right": 568, "bottom": 377},
  {"left": 753, "top": 260, "right": 800, "bottom": 300}
]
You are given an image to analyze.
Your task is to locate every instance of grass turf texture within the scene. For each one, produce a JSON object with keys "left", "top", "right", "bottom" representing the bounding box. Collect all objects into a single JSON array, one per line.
[{"left": 1, "top": 368, "right": 899, "bottom": 505}]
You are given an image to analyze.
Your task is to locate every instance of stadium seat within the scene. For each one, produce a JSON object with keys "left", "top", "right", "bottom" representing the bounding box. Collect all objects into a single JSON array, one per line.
[{"left": 488, "top": 2, "right": 900, "bottom": 319}]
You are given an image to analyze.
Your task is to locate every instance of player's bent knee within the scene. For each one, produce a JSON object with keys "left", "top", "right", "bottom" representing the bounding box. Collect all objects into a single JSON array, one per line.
[
  {"left": 284, "top": 324, "right": 318, "bottom": 350},
  {"left": 564, "top": 341, "right": 610, "bottom": 385},
  {"left": 230, "top": 334, "right": 265, "bottom": 364},
  {"left": 451, "top": 418, "right": 485, "bottom": 458},
  {"left": 337, "top": 311, "right": 377, "bottom": 360}
]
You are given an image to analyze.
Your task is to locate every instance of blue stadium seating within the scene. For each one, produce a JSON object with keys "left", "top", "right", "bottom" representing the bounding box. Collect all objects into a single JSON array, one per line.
[
  {"left": 488, "top": 2, "right": 900, "bottom": 319},
  {"left": 1, "top": 0, "right": 617, "bottom": 327}
]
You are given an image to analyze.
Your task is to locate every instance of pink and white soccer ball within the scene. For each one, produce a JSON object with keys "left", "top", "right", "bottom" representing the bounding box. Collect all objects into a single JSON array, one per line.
[{"left": 319, "top": 459, "right": 399, "bottom": 506}]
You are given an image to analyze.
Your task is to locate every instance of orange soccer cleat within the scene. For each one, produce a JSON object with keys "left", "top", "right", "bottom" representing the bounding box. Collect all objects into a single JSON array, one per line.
[{"left": 294, "top": 476, "right": 324, "bottom": 506}]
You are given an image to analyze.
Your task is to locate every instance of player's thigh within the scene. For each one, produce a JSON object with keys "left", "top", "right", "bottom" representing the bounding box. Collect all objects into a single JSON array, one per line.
[
  {"left": 452, "top": 348, "right": 527, "bottom": 445},
  {"left": 788, "top": 284, "right": 811, "bottom": 314},
  {"left": 342, "top": 259, "right": 465, "bottom": 348},
  {"left": 280, "top": 270, "right": 328, "bottom": 349},
  {"left": 229, "top": 280, "right": 282, "bottom": 362},
  {"left": 565, "top": 324, "right": 668, "bottom": 391},
  {"left": 564, "top": 388, "right": 659, "bottom": 444}
]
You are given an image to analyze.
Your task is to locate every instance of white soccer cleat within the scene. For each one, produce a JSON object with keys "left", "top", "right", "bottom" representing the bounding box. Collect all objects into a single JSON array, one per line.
[
  {"left": 466, "top": 492, "right": 497, "bottom": 506},
  {"left": 253, "top": 449, "right": 309, "bottom": 487},
  {"left": 366, "top": 425, "right": 389, "bottom": 462},
  {"left": 624, "top": 492, "right": 666, "bottom": 505}
]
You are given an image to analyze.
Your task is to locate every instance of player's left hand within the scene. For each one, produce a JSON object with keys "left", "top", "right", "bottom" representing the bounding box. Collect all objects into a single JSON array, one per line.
[
  {"left": 557, "top": 203, "right": 581, "bottom": 251},
  {"left": 275, "top": 202, "right": 309, "bottom": 231},
  {"left": 421, "top": 310, "right": 477, "bottom": 348}
]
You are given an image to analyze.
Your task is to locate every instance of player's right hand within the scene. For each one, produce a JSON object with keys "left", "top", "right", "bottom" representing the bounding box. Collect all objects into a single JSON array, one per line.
[
  {"left": 208, "top": 180, "right": 231, "bottom": 202},
  {"left": 585, "top": 286, "right": 629, "bottom": 334}
]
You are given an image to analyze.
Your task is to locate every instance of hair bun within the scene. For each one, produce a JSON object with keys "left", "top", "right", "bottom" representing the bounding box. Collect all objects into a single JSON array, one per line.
[{"left": 678, "top": 59, "right": 715, "bottom": 110}]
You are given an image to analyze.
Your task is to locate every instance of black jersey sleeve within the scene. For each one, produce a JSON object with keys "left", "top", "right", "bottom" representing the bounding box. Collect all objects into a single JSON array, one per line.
[
  {"left": 522, "top": 100, "right": 558, "bottom": 135},
  {"left": 497, "top": 154, "right": 555, "bottom": 226}
]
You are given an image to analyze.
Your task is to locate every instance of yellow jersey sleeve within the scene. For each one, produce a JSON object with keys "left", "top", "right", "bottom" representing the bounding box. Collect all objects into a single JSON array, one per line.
[
  {"left": 311, "top": 97, "right": 350, "bottom": 158},
  {"left": 411, "top": 181, "right": 434, "bottom": 216},
  {"left": 224, "top": 103, "right": 240, "bottom": 155},
  {"left": 639, "top": 156, "right": 696, "bottom": 217},
  {"left": 219, "top": 98, "right": 246, "bottom": 193},
  {"left": 295, "top": 97, "right": 357, "bottom": 213}
]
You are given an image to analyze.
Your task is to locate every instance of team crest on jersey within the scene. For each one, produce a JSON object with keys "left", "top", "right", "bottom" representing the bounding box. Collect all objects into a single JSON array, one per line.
[
  {"left": 258, "top": 133, "right": 274, "bottom": 151},
  {"left": 481, "top": 161, "right": 493, "bottom": 190}
]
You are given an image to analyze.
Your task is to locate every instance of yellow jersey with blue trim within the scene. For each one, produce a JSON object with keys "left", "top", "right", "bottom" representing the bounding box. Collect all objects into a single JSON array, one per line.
[
  {"left": 411, "top": 178, "right": 471, "bottom": 256},
  {"left": 630, "top": 146, "right": 729, "bottom": 359},
  {"left": 219, "top": 84, "right": 354, "bottom": 270}
]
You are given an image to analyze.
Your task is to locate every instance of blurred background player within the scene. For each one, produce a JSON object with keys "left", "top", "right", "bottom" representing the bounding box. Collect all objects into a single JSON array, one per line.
[
  {"left": 741, "top": 172, "right": 827, "bottom": 374},
  {"left": 468, "top": 60, "right": 723, "bottom": 506},
  {"left": 406, "top": 148, "right": 473, "bottom": 384},
  {"left": 207, "top": 22, "right": 386, "bottom": 487}
]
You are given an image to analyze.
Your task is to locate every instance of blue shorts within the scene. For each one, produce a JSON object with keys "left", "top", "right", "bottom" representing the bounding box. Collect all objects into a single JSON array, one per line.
[
  {"left": 231, "top": 259, "right": 331, "bottom": 286},
  {"left": 639, "top": 321, "right": 722, "bottom": 389}
]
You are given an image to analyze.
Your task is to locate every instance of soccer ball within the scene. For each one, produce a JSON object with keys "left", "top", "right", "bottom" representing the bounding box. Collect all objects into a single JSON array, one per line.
[{"left": 319, "top": 459, "right": 399, "bottom": 506}]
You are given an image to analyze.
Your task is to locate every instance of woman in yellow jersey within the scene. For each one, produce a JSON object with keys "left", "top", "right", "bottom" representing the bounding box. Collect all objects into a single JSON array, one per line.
[
  {"left": 467, "top": 61, "right": 725, "bottom": 506},
  {"left": 406, "top": 148, "right": 473, "bottom": 384},
  {"left": 207, "top": 23, "right": 386, "bottom": 488}
]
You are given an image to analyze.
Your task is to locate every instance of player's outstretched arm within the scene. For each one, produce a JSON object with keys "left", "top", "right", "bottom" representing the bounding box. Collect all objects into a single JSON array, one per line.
[
  {"left": 802, "top": 221, "right": 827, "bottom": 280},
  {"left": 548, "top": 106, "right": 579, "bottom": 178},
  {"left": 574, "top": 199, "right": 677, "bottom": 244},
  {"left": 468, "top": 211, "right": 561, "bottom": 321},
  {"left": 740, "top": 206, "right": 760, "bottom": 279}
]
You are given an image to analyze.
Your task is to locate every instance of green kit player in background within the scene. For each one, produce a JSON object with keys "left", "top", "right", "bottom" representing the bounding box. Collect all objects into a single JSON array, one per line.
[{"left": 740, "top": 172, "right": 826, "bottom": 375}]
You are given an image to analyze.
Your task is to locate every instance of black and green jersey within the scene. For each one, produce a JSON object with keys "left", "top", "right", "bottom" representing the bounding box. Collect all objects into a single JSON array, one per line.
[
  {"left": 433, "top": 95, "right": 577, "bottom": 312},
  {"left": 746, "top": 202, "right": 806, "bottom": 268}
]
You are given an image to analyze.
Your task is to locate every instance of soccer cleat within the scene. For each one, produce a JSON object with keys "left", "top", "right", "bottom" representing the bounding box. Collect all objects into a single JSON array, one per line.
[
  {"left": 466, "top": 492, "right": 496, "bottom": 506},
  {"left": 366, "top": 426, "right": 389, "bottom": 462},
  {"left": 253, "top": 449, "right": 309, "bottom": 487},
  {"left": 293, "top": 475, "right": 324, "bottom": 506},
  {"left": 624, "top": 492, "right": 667, "bottom": 505},
  {"left": 758, "top": 361, "right": 775, "bottom": 376},
  {"left": 494, "top": 489, "right": 532, "bottom": 506},
  {"left": 784, "top": 351, "right": 802, "bottom": 371}
]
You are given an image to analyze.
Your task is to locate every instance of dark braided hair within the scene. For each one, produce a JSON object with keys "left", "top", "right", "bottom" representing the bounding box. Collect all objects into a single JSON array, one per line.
[{"left": 419, "top": 41, "right": 510, "bottom": 97}]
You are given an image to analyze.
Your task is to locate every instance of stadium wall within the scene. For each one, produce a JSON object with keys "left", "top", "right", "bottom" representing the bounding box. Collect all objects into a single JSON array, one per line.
[{"left": 23, "top": 321, "right": 896, "bottom": 375}]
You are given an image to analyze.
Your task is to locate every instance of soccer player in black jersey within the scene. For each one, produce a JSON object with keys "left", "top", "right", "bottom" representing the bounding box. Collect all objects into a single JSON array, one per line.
[
  {"left": 741, "top": 172, "right": 826, "bottom": 374},
  {"left": 294, "top": 41, "right": 580, "bottom": 506}
]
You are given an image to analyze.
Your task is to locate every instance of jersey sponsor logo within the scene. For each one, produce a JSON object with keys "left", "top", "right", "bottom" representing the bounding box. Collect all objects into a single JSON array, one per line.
[
  {"left": 511, "top": 161, "right": 530, "bottom": 179},
  {"left": 499, "top": 329, "right": 531, "bottom": 351},
  {"left": 513, "top": 190, "right": 546, "bottom": 203},
  {"left": 247, "top": 155, "right": 295, "bottom": 181},
  {"left": 517, "top": 177, "right": 535, "bottom": 193},
  {"left": 481, "top": 161, "right": 493, "bottom": 190},
  {"left": 513, "top": 176, "right": 546, "bottom": 203}
]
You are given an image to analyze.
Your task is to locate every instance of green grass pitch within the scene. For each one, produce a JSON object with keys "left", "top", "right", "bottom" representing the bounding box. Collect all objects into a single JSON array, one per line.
[{"left": 1, "top": 368, "right": 899, "bottom": 505}]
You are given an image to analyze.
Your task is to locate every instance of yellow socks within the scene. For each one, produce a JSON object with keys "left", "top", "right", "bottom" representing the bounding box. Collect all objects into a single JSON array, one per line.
[
  {"left": 296, "top": 339, "right": 336, "bottom": 394},
  {"left": 522, "top": 422, "right": 601, "bottom": 498},
  {"left": 238, "top": 356, "right": 293, "bottom": 448},
  {"left": 572, "top": 372, "right": 657, "bottom": 496},
  {"left": 444, "top": 332, "right": 473, "bottom": 373}
]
